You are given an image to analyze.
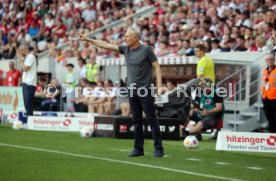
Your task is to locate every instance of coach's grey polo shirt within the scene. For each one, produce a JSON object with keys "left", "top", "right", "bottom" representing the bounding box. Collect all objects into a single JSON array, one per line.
[{"left": 118, "top": 44, "right": 157, "bottom": 88}]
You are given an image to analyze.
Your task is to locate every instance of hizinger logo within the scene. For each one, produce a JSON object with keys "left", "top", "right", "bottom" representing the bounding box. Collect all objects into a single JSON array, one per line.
[
  {"left": 226, "top": 135, "right": 276, "bottom": 146},
  {"left": 9, "top": 113, "right": 17, "bottom": 119},
  {"left": 33, "top": 119, "right": 62, "bottom": 126},
  {"left": 266, "top": 136, "right": 276, "bottom": 146},
  {"left": 63, "top": 119, "right": 72, "bottom": 127},
  {"left": 227, "top": 135, "right": 265, "bottom": 145},
  {"left": 33, "top": 119, "right": 72, "bottom": 127}
]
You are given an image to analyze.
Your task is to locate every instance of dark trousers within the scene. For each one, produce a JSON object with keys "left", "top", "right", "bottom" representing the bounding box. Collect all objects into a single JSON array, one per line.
[
  {"left": 22, "top": 83, "right": 36, "bottom": 116},
  {"left": 74, "top": 103, "right": 88, "bottom": 112},
  {"left": 262, "top": 99, "right": 276, "bottom": 133},
  {"left": 128, "top": 88, "right": 163, "bottom": 151}
]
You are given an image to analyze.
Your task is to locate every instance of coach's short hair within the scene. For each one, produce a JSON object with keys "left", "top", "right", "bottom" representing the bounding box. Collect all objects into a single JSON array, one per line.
[
  {"left": 127, "top": 28, "right": 141, "bottom": 39},
  {"left": 195, "top": 44, "right": 206, "bottom": 52}
]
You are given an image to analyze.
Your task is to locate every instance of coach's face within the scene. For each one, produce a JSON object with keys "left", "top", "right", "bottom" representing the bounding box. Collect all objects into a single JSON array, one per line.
[{"left": 125, "top": 30, "right": 138, "bottom": 47}]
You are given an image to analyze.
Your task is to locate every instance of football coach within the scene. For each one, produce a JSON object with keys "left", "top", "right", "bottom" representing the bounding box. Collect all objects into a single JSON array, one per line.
[{"left": 77, "top": 28, "right": 165, "bottom": 157}]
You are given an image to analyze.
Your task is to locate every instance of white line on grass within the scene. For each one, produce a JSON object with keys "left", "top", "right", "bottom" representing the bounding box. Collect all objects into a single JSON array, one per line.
[
  {"left": 109, "top": 148, "right": 171, "bottom": 157},
  {"left": 109, "top": 148, "right": 151, "bottom": 155},
  {"left": 214, "top": 162, "right": 231, "bottom": 165},
  {"left": 0, "top": 143, "right": 244, "bottom": 181},
  {"left": 185, "top": 158, "right": 202, "bottom": 161},
  {"left": 110, "top": 148, "right": 132, "bottom": 152},
  {"left": 247, "top": 167, "right": 263, "bottom": 170}
]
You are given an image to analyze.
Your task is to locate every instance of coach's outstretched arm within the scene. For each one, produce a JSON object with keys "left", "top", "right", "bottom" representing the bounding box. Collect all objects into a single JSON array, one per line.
[{"left": 77, "top": 32, "right": 119, "bottom": 53}]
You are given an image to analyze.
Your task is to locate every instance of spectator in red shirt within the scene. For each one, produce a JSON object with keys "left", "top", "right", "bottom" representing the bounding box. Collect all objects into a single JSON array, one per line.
[
  {"left": 25, "top": 3, "right": 35, "bottom": 26},
  {"left": 246, "top": 36, "right": 258, "bottom": 52},
  {"left": 16, "top": 18, "right": 28, "bottom": 33},
  {"left": 0, "top": 69, "right": 3, "bottom": 86},
  {"left": 52, "top": 19, "right": 67, "bottom": 38},
  {"left": 4, "top": 61, "right": 22, "bottom": 86},
  {"left": 35, "top": 77, "right": 47, "bottom": 97},
  {"left": 0, "top": 20, "right": 9, "bottom": 35},
  {"left": 30, "top": 12, "right": 42, "bottom": 28}
]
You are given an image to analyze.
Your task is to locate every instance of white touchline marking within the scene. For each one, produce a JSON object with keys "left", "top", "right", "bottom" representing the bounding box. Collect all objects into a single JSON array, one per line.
[
  {"left": 109, "top": 148, "right": 171, "bottom": 157},
  {"left": 109, "top": 148, "right": 150, "bottom": 155},
  {"left": 158, "top": 142, "right": 202, "bottom": 151},
  {"left": 214, "top": 162, "right": 230, "bottom": 165},
  {"left": 0, "top": 143, "right": 244, "bottom": 181},
  {"left": 247, "top": 167, "right": 263, "bottom": 170},
  {"left": 185, "top": 158, "right": 201, "bottom": 161},
  {"left": 110, "top": 148, "right": 132, "bottom": 152}
]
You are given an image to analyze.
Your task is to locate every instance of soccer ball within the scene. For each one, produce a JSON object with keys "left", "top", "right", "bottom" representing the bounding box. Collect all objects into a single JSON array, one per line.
[
  {"left": 183, "top": 136, "right": 198, "bottom": 149},
  {"left": 12, "top": 120, "right": 23, "bottom": 130},
  {"left": 80, "top": 127, "right": 93, "bottom": 138}
]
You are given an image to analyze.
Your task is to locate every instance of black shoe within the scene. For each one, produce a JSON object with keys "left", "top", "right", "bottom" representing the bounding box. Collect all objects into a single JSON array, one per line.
[
  {"left": 211, "top": 130, "right": 219, "bottom": 140},
  {"left": 195, "top": 133, "right": 202, "bottom": 141},
  {"left": 128, "top": 149, "right": 144, "bottom": 157},
  {"left": 154, "top": 149, "right": 165, "bottom": 157}
]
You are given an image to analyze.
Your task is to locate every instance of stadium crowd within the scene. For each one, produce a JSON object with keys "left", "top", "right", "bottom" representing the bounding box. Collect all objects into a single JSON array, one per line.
[
  {"left": 0, "top": 0, "right": 276, "bottom": 116},
  {"left": 58, "top": 0, "right": 276, "bottom": 60},
  {"left": 0, "top": 0, "right": 148, "bottom": 59},
  {"left": 1, "top": 0, "right": 275, "bottom": 61}
]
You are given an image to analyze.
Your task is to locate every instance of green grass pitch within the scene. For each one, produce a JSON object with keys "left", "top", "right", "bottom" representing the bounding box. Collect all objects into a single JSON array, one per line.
[{"left": 0, "top": 125, "right": 276, "bottom": 181}]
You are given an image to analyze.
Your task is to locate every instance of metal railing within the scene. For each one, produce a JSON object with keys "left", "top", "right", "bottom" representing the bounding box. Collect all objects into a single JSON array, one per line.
[
  {"left": 232, "top": 70, "right": 263, "bottom": 130},
  {"left": 216, "top": 53, "right": 266, "bottom": 89},
  {"left": 216, "top": 53, "right": 268, "bottom": 131}
]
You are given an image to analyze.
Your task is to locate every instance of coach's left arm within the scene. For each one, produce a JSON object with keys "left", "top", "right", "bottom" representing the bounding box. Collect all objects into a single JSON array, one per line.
[{"left": 152, "top": 61, "right": 164, "bottom": 95}]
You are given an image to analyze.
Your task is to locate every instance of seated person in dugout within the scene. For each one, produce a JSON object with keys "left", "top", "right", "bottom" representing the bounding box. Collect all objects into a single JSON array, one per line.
[
  {"left": 111, "top": 79, "right": 132, "bottom": 116},
  {"left": 166, "top": 80, "right": 177, "bottom": 92},
  {"left": 102, "top": 79, "right": 117, "bottom": 115},
  {"left": 88, "top": 81, "right": 106, "bottom": 114},
  {"left": 74, "top": 81, "right": 97, "bottom": 112},
  {"left": 72, "top": 78, "right": 91, "bottom": 112},
  {"left": 120, "top": 102, "right": 131, "bottom": 116},
  {"left": 40, "top": 78, "right": 61, "bottom": 111},
  {"left": 183, "top": 78, "right": 224, "bottom": 139}
]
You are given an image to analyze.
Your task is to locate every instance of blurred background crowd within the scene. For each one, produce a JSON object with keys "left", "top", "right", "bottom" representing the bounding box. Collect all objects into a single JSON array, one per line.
[
  {"left": 0, "top": 0, "right": 275, "bottom": 115},
  {"left": 1, "top": 0, "right": 275, "bottom": 61}
]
